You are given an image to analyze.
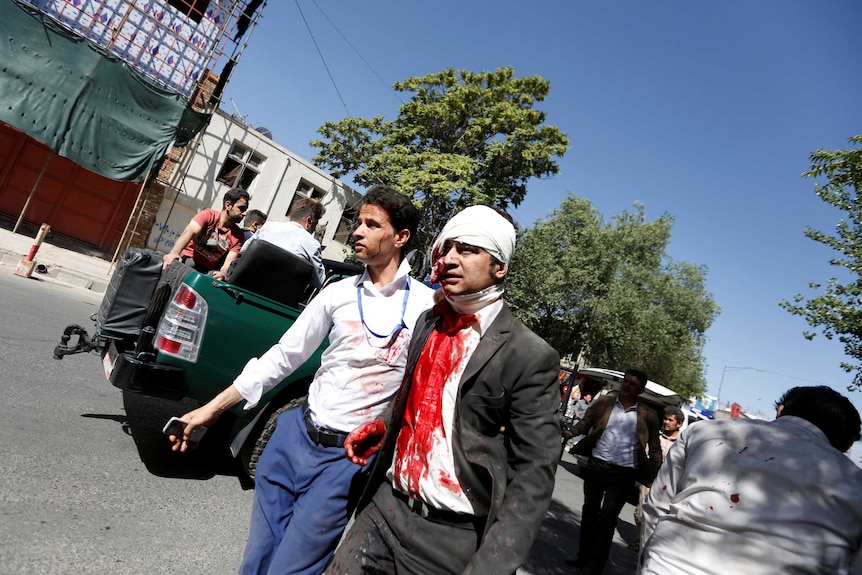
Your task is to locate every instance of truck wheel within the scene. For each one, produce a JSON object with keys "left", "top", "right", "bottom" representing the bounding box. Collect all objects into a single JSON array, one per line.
[
  {"left": 142, "top": 262, "right": 193, "bottom": 327},
  {"left": 242, "top": 395, "right": 307, "bottom": 481}
]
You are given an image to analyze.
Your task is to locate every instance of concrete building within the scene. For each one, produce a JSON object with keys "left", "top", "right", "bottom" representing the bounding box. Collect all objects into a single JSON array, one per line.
[
  {"left": 1, "top": 1, "right": 359, "bottom": 262},
  {"left": 148, "top": 109, "right": 361, "bottom": 261}
]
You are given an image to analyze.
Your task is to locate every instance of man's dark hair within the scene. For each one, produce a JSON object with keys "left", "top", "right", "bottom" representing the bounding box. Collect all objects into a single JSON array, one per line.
[
  {"left": 489, "top": 205, "right": 514, "bottom": 225},
  {"left": 625, "top": 369, "right": 649, "bottom": 390},
  {"left": 663, "top": 406, "right": 685, "bottom": 425},
  {"left": 288, "top": 197, "right": 325, "bottom": 226},
  {"left": 775, "top": 386, "right": 861, "bottom": 452},
  {"left": 223, "top": 187, "right": 251, "bottom": 207},
  {"left": 361, "top": 185, "right": 419, "bottom": 253},
  {"left": 245, "top": 209, "right": 267, "bottom": 227}
]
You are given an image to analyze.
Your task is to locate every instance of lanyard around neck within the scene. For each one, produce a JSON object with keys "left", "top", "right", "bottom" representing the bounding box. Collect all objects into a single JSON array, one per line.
[{"left": 357, "top": 277, "right": 411, "bottom": 339}]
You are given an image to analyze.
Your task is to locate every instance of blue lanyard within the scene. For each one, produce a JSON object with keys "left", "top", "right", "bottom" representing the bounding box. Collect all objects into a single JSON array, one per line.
[{"left": 357, "top": 277, "right": 411, "bottom": 339}]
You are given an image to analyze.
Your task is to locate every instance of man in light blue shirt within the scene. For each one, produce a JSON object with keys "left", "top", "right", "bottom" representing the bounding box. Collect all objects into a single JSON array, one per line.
[{"left": 567, "top": 369, "right": 662, "bottom": 575}]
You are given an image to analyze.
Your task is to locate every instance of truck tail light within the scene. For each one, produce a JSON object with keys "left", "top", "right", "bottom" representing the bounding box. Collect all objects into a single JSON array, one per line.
[{"left": 154, "top": 284, "right": 207, "bottom": 362}]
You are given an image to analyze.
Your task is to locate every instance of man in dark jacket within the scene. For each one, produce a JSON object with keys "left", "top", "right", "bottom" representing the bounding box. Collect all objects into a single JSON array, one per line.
[
  {"left": 325, "top": 205, "right": 561, "bottom": 575},
  {"left": 567, "top": 369, "right": 661, "bottom": 575}
]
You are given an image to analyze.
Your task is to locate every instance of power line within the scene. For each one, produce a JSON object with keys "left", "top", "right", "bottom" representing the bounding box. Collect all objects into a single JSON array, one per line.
[
  {"left": 709, "top": 355, "right": 844, "bottom": 387},
  {"left": 294, "top": 0, "right": 351, "bottom": 117},
  {"left": 308, "top": 0, "right": 404, "bottom": 105}
]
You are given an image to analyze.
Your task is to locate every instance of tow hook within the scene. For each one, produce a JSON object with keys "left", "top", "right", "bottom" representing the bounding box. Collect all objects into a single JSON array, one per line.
[{"left": 53, "top": 324, "right": 100, "bottom": 359}]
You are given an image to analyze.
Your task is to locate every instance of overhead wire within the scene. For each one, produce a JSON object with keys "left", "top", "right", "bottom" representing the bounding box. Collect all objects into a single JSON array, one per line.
[
  {"left": 308, "top": 0, "right": 404, "bottom": 104},
  {"left": 294, "top": 0, "right": 351, "bottom": 117}
]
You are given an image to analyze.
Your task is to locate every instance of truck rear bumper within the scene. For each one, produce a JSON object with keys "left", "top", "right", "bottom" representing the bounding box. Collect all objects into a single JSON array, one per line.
[{"left": 109, "top": 352, "right": 185, "bottom": 401}]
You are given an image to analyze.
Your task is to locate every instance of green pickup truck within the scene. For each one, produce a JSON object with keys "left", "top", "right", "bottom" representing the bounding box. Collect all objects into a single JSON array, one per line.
[{"left": 53, "top": 241, "right": 362, "bottom": 481}]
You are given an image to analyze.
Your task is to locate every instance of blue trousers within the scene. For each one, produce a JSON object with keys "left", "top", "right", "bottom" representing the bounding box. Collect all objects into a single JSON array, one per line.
[{"left": 238, "top": 406, "right": 368, "bottom": 575}]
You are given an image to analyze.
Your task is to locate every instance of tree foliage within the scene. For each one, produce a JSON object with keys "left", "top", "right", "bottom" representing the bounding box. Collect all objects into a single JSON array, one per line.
[
  {"left": 780, "top": 135, "right": 862, "bottom": 391},
  {"left": 506, "top": 193, "right": 719, "bottom": 399},
  {"left": 310, "top": 67, "right": 569, "bottom": 253}
]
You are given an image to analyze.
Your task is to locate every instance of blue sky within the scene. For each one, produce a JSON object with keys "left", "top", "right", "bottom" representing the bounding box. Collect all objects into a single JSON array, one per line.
[{"left": 223, "top": 1, "right": 862, "bottom": 456}]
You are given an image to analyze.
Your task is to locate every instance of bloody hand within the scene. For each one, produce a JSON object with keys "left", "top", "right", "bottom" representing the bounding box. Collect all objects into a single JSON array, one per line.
[{"left": 345, "top": 419, "right": 386, "bottom": 465}]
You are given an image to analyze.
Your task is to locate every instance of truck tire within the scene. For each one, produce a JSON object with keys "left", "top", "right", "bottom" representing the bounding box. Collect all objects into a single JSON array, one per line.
[
  {"left": 142, "top": 262, "right": 193, "bottom": 327},
  {"left": 241, "top": 395, "right": 307, "bottom": 481}
]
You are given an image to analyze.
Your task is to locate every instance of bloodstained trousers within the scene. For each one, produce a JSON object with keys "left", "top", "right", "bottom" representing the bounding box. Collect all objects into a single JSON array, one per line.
[{"left": 238, "top": 406, "right": 368, "bottom": 575}]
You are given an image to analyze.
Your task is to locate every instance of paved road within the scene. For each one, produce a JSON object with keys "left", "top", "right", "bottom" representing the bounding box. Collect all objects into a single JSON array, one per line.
[
  {"left": 0, "top": 268, "right": 640, "bottom": 574},
  {"left": 521, "top": 454, "right": 640, "bottom": 575},
  {"left": 0, "top": 270, "right": 255, "bottom": 574}
]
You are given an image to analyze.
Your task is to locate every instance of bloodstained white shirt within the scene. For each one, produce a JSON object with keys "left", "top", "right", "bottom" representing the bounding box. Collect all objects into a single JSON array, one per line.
[
  {"left": 387, "top": 298, "right": 504, "bottom": 514},
  {"left": 232, "top": 258, "right": 434, "bottom": 432},
  {"left": 640, "top": 416, "right": 862, "bottom": 575}
]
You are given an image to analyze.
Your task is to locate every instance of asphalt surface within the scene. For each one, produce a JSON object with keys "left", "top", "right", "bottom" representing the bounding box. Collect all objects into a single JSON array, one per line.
[{"left": 0, "top": 269, "right": 255, "bottom": 574}]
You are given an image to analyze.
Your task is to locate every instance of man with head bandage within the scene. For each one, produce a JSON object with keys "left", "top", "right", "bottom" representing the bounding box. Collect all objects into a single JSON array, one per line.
[{"left": 327, "top": 205, "right": 561, "bottom": 575}]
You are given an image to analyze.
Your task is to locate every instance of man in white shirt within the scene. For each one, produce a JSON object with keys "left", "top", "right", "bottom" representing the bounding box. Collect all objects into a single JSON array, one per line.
[
  {"left": 239, "top": 197, "right": 326, "bottom": 288},
  {"left": 325, "top": 206, "right": 561, "bottom": 575},
  {"left": 566, "top": 370, "right": 662, "bottom": 575},
  {"left": 169, "top": 186, "right": 434, "bottom": 575},
  {"left": 640, "top": 386, "right": 862, "bottom": 575}
]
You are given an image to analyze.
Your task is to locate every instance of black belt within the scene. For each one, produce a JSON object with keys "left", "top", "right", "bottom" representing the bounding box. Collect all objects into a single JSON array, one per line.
[
  {"left": 590, "top": 457, "right": 637, "bottom": 474},
  {"left": 391, "top": 488, "right": 480, "bottom": 526},
  {"left": 302, "top": 409, "right": 349, "bottom": 448}
]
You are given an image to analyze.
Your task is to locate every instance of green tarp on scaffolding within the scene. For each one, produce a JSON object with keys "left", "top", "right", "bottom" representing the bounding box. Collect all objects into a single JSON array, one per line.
[{"left": 0, "top": 0, "right": 209, "bottom": 182}]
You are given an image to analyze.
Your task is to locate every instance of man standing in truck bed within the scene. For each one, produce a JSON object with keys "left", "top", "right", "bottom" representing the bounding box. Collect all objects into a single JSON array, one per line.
[{"left": 170, "top": 185, "right": 434, "bottom": 575}]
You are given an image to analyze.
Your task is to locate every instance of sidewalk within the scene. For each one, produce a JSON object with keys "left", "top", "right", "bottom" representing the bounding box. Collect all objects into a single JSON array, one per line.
[{"left": 0, "top": 227, "right": 115, "bottom": 293}]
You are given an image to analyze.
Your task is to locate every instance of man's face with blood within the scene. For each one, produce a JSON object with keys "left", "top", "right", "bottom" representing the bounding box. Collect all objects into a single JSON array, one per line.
[
  {"left": 352, "top": 203, "right": 407, "bottom": 266},
  {"left": 434, "top": 239, "right": 507, "bottom": 296}
]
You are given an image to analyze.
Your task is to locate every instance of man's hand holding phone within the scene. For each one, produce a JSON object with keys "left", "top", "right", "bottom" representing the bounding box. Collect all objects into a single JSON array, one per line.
[
  {"left": 163, "top": 415, "right": 208, "bottom": 452},
  {"left": 164, "top": 386, "right": 243, "bottom": 452}
]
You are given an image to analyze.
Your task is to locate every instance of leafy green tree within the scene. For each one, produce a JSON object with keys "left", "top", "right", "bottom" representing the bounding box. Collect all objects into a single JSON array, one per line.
[
  {"left": 780, "top": 135, "right": 862, "bottom": 391},
  {"left": 506, "top": 193, "right": 719, "bottom": 399},
  {"left": 311, "top": 66, "right": 569, "bottom": 253}
]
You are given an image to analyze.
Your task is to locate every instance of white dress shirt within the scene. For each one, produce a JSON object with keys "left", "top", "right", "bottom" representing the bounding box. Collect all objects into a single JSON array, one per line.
[
  {"left": 232, "top": 258, "right": 434, "bottom": 432},
  {"left": 640, "top": 416, "right": 862, "bottom": 575},
  {"left": 241, "top": 220, "right": 326, "bottom": 288},
  {"left": 592, "top": 398, "right": 640, "bottom": 468}
]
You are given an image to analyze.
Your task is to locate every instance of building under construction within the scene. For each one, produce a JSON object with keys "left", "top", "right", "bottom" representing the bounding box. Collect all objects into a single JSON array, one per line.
[{"left": 0, "top": 0, "right": 268, "bottom": 257}]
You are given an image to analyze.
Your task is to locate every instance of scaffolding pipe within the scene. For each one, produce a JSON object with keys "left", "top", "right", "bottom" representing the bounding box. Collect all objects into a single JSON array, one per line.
[
  {"left": 13, "top": 151, "right": 53, "bottom": 234},
  {"left": 110, "top": 167, "right": 154, "bottom": 269}
]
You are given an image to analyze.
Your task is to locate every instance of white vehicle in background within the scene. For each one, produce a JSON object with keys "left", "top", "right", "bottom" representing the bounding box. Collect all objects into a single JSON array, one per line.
[
  {"left": 562, "top": 368, "right": 710, "bottom": 473},
  {"left": 577, "top": 367, "right": 706, "bottom": 429}
]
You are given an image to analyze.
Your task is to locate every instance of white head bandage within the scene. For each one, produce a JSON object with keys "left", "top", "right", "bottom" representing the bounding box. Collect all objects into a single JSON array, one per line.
[
  {"left": 429, "top": 206, "right": 516, "bottom": 314},
  {"left": 430, "top": 205, "right": 516, "bottom": 268}
]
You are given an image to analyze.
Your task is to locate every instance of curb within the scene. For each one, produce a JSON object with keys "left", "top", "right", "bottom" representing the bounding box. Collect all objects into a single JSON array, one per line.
[{"left": 0, "top": 251, "right": 109, "bottom": 293}]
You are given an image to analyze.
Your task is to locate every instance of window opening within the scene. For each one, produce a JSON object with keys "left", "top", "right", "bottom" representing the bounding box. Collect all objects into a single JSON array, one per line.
[
  {"left": 333, "top": 205, "right": 358, "bottom": 245},
  {"left": 166, "top": 0, "right": 211, "bottom": 23},
  {"left": 216, "top": 142, "right": 265, "bottom": 191}
]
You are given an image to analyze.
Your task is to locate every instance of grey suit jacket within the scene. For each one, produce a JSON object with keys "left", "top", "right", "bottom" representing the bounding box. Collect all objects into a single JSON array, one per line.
[{"left": 363, "top": 302, "right": 561, "bottom": 575}]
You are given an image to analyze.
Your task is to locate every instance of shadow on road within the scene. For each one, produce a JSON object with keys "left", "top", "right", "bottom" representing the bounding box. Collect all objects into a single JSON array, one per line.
[
  {"left": 84, "top": 391, "right": 248, "bottom": 485},
  {"left": 521, "top": 461, "right": 640, "bottom": 575}
]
